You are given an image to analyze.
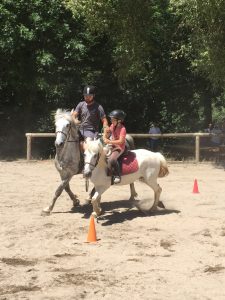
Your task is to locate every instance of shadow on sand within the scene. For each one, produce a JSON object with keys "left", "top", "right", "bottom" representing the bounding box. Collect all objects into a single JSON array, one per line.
[
  {"left": 53, "top": 199, "right": 180, "bottom": 225},
  {"left": 98, "top": 206, "right": 180, "bottom": 226}
]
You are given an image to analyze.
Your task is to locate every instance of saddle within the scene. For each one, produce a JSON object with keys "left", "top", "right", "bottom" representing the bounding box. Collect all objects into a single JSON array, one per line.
[{"left": 107, "top": 151, "right": 139, "bottom": 177}]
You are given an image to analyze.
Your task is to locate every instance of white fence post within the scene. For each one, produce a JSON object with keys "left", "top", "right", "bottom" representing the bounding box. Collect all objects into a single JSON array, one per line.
[
  {"left": 26, "top": 134, "right": 32, "bottom": 161},
  {"left": 195, "top": 135, "right": 200, "bottom": 163}
]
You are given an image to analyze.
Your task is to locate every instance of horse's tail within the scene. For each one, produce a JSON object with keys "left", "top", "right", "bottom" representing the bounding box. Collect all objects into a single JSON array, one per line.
[{"left": 157, "top": 153, "right": 169, "bottom": 178}]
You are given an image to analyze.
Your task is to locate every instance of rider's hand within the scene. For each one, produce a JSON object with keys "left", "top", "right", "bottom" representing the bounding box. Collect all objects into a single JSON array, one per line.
[{"left": 103, "top": 138, "right": 110, "bottom": 144}]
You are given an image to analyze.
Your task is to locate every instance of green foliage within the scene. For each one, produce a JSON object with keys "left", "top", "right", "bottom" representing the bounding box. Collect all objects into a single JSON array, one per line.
[
  {"left": 65, "top": 0, "right": 200, "bottom": 134},
  {"left": 65, "top": 0, "right": 172, "bottom": 81},
  {"left": 0, "top": 0, "right": 86, "bottom": 125},
  {"left": 170, "top": 0, "right": 225, "bottom": 88},
  {"left": 0, "top": 0, "right": 89, "bottom": 156}
]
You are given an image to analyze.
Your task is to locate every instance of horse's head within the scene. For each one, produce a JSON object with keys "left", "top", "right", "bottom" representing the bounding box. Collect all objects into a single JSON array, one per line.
[
  {"left": 54, "top": 109, "right": 79, "bottom": 147},
  {"left": 83, "top": 139, "right": 105, "bottom": 178}
]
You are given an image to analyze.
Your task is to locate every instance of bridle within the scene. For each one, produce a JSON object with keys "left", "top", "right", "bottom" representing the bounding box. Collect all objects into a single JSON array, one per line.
[
  {"left": 84, "top": 152, "right": 100, "bottom": 170},
  {"left": 55, "top": 123, "right": 79, "bottom": 144}
]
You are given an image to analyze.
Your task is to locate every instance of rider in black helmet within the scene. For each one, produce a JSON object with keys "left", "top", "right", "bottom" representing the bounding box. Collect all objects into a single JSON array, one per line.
[
  {"left": 103, "top": 109, "right": 127, "bottom": 184},
  {"left": 72, "top": 85, "right": 108, "bottom": 141},
  {"left": 71, "top": 85, "right": 109, "bottom": 201}
]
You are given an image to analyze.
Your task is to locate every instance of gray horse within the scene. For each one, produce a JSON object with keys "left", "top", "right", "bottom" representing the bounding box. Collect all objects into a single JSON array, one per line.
[
  {"left": 42, "top": 108, "right": 137, "bottom": 215},
  {"left": 42, "top": 109, "right": 81, "bottom": 215}
]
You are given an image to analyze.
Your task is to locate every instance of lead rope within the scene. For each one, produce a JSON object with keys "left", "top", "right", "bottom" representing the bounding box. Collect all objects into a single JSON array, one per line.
[
  {"left": 99, "top": 126, "right": 106, "bottom": 145},
  {"left": 85, "top": 178, "right": 89, "bottom": 192}
]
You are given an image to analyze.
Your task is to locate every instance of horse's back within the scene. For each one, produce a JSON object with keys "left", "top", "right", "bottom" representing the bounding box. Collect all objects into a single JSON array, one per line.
[
  {"left": 132, "top": 149, "right": 168, "bottom": 177},
  {"left": 132, "top": 149, "right": 164, "bottom": 162}
]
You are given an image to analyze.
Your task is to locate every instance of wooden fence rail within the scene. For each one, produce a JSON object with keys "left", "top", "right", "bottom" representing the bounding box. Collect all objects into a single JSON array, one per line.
[{"left": 25, "top": 132, "right": 220, "bottom": 163}]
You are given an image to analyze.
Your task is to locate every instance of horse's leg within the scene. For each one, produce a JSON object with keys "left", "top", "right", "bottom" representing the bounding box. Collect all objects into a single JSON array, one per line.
[
  {"left": 91, "top": 192, "right": 102, "bottom": 217},
  {"left": 129, "top": 183, "right": 138, "bottom": 200},
  {"left": 151, "top": 184, "right": 162, "bottom": 211},
  {"left": 146, "top": 181, "right": 162, "bottom": 212},
  {"left": 91, "top": 186, "right": 109, "bottom": 217},
  {"left": 158, "top": 200, "right": 165, "bottom": 209},
  {"left": 64, "top": 183, "right": 80, "bottom": 207},
  {"left": 139, "top": 174, "right": 164, "bottom": 211},
  {"left": 84, "top": 187, "right": 96, "bottom": 204},
  {"left": 42, "top": 177, "right": 71, "bottom": 215}
]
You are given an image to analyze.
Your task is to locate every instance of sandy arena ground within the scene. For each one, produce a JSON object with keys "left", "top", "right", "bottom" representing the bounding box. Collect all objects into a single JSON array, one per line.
[{"left": 0, "top": 159, "right": 225, "bottom": 300}]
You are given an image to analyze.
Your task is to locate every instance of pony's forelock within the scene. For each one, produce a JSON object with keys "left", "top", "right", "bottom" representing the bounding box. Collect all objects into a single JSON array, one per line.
[
  {"left": 86, "top": 140, "right": 103, "bottom": 154},
  {"left": 55, "top": 109, "right": 72, "bottom": 123}
]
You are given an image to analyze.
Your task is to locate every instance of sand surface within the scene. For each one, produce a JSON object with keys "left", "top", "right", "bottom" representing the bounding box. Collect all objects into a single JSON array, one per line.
[{"left": 0, "top": 160, "right": 225, "bottom": 299}]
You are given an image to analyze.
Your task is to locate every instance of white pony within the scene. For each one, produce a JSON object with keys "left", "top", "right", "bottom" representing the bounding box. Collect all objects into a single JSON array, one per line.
[{"left": 83, "top": 139, "right": 169, "bottom": 216}]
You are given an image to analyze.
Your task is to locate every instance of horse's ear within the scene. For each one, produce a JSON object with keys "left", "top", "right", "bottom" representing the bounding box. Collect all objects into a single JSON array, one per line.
[
  {"left": 73, "top": 118, "right": 81, "bottom": 125},
  {"left": 83, "top": 141, "right": 88, "bottom": 151}
]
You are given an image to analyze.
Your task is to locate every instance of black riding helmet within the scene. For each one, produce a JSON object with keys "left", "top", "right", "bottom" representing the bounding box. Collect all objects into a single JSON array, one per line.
[
  {"left": 83, "top": 85, "right": 95, "bottom": 96},
  {"left": 108, "top": 109, "right": 126, "bottom": 121}
]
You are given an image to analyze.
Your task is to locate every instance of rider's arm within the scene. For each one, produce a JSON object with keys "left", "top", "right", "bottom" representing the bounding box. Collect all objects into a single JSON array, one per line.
[
  {"left": 99, "top": 105, "right": 109, "bottom": 132},
  {"left": 71, "top": 102, "right": 81, "bottom": 123},
  {"left": 102, "top": 117, "right": 108, "bottom": 127},
  {"left": 101, "top": 117, "right": 109, "bottom": 133}
]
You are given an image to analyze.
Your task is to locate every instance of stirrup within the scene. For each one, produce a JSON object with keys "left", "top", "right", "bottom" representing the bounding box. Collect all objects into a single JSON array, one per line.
[{"left": 113, "top": 176, "right": 121, "bottom": 184}]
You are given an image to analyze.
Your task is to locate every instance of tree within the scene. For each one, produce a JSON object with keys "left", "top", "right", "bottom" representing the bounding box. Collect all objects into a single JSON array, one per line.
[
  {"left": 170, "top": 0, "right": 225, "bottom": 126},
  {"left": 0, "top": 0, "right": 88, "bottom": 156}
]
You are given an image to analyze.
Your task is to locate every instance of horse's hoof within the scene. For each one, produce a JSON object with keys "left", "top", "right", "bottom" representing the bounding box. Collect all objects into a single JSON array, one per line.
[
  {"left": 92, "top": 209, "right": 102, "bottom": 217},
  {"left": 73, "top": 199, "right": 80, "bottom": 207},
  {"left": 84, "top": 198, "right": 92, "bottom": 205},
  {"left": 129, "top": 195, "right": 139, "bottom": 202},
  {"left": 41, "top": 209, "right": 51, "bottom": 216},
  {"left": 158, "top": 201, "right": 165, "bottom": 209},
  {"left": 91, "top": 212, "right": 98, "bottom": 218}
]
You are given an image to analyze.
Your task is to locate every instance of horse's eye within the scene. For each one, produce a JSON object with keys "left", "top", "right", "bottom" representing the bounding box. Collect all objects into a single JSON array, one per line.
[{"left": 66, "top": 124, "right": 70, "bottom": 128}]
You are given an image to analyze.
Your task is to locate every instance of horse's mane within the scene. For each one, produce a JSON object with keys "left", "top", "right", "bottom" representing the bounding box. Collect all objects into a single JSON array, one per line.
[
  {"left": 55, "top": 109, "right": 72, "bottom": 123},
  {"left": 85, "top": 139, "right": 103, "bottom": 154}
]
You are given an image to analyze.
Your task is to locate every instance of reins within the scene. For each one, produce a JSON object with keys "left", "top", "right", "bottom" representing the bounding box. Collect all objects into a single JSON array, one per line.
[{"left": 84, "top": 153, "right": 100, "bottom": 169}]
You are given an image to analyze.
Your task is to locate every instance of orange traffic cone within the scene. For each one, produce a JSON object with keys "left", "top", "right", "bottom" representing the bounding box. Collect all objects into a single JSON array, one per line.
[
  {"left": 192, "top": 179, "right": 199, "bottom": 193},
  {"left": 87, "top": 215, "right": 97, "bottom": 242}
]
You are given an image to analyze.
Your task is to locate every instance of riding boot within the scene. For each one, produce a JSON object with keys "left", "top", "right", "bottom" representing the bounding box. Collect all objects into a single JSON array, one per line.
[{"left": 112, "top": 161, "right": 121, "bottom": 184}]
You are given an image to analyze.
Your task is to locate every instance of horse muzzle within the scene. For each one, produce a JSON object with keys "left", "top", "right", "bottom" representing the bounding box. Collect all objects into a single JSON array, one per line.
[
  {"left": 83, "top": 169, "right": 92, "bottom": 179},
  {"left": 55, "top": 140, "right": 65, "bottom": 148},
  {"left": 83, "top": 171, "right": 92, "bottom": 179}
]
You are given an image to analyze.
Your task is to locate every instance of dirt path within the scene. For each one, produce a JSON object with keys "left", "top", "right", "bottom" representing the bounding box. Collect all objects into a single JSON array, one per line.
[{"left": 0, "top": 160, "right": 225, "bottom": 299}]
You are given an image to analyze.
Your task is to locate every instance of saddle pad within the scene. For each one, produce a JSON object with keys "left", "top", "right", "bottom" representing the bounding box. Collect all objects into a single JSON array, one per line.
[{"left": 120, "top": 151, "right": 139, "bottom": 175}]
